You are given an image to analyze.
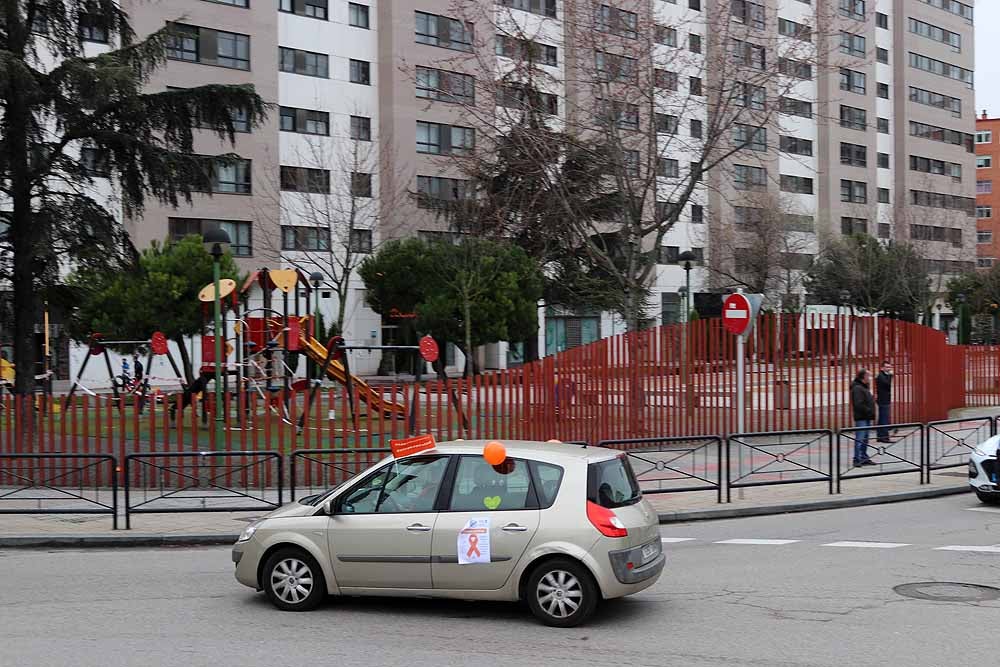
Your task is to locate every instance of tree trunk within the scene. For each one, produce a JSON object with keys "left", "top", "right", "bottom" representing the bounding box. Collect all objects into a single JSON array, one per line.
[
  {"left": 176, "top": 339, "right": 195, "bottom": 384},
  {"left": 463, "top": 296, "right": 473, "bottom": 377},
  {"left": 524, "top": 307, "right": 540, "bottom": 362},
  {"left": 336, "top": 285, "right": 349, "bottom": 336}
]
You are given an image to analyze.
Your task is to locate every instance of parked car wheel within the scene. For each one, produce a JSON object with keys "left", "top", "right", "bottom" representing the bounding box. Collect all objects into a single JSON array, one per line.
[
  {"left": 525, "top": 558, "right": 598, "bottom": 628},
  {"left": 976, "top": 490, "right": 1000, "bottom": 505},
  {"left": 262, "top": 548, "right": 326, "bottom": 612}
]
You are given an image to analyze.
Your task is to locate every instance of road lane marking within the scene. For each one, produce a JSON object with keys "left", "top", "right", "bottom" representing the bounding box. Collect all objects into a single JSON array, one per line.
[
  {"left": 661, "top": 537, "right": 697, "bottom": 543},
  {"left": 715, "top": 539, "right": 800, "bottom": 545},
  {"left": 935, "top": 545, "right": 1000, "bottom": 553},
  {"left": 823, "top": 541, "right": 910, "bottom": 549},
  {"left": 964, "top": 507, "right": 1000, "bottom": 514}
]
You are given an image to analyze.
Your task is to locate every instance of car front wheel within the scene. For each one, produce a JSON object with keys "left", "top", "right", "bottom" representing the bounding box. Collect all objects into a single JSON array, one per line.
[
  {"left": 263, "top": 548, "right": 326, "bottom": 611},
  {"left": 976, "top": 490, "right": 1000, "bottom": 505},
  {"left": 526, "top": 558, "right": 598, "bottom": 628}
]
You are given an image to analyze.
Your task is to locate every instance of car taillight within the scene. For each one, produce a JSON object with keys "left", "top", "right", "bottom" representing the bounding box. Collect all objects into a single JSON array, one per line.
[{"left": 587, "top": 501, "right": 628, "bottom": 538}]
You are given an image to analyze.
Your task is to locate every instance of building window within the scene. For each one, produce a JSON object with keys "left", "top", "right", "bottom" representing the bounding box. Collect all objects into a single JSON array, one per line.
[
  {"left": 279, "top": 0, "right": 328, "bottom": 19},
  {"left": 780, "top": 136, "right": 813, "bottom": 156},
  {"left": 351, "top": 172, "right": 373, "bottom": 198},
  {"left": 416, "top": 11, "right": 474, "bottom": 52},
  {"left": 732, "top": 0, "right": 765, "bottom": 30},
  {"left": 778, "top": 18, "right": 810, "bottom": 41},
  {"left": 691, "top": 204, "right": 704, "bottom": 224},
  {"left": 978, "top": 258, "right": 995, "bottom": 269},
  {"left": 878, "top": 188, "right": 890, "bottom": 203},
  {"left": 878, "top": 117, "right": 890, "bottom": 134},
  {"left": 839, "top": 32, "right": 866, "bottom": 58},
  {"left": 877, "top": 82, "right": 889, "bottom": 98},
  {"left": 350, "top": 115, "right": 371, "bottom": 141},
  {"left": 909, "top": 52, "right": 973, "bottom": 87},
  {"left": 841, "top": 217, "right": 867, "bottom": 236},
  {"left": 166, "top": 24, "right": 251, "bottom": 70},
  {"left": 909, "top": 87, "right": 962, "bottom": 117},
  {"left": 978, "top": 230, "right": 993, "bottom": 244},
  {"left": 623, "top": 150, "right": 640, "bottom": 178},
  {"left": 656, "top": 114, "right": 678, "bottom": 135},
  {"left": 595, "top": 51, "right": 637, "bottom": 83},
  {"left": 734, "top": 164, "right": 767, "bottom": 191},
  {"left": 658, "top": 158, "right": 679, "bottom": 177},
  {"left": 80, "top": 147, "right": 110, "bottom": 177},
  {"left": 349, "top": 3, "right": 370, "bottom": 28},
  {"left": 841, "top": 179, "right": 867, "bottom": 203},
  {"left": 781, "top": 175, "right": 814, "bottom": 195},
  {"left": 689, "top": 0, "right": 701, "bottom": 10},
  {"left": 737, "top": 82, "right": 766, "bottom": 110},
  {"left": 597, "top": 4, "right": 638, "bottom": 39},
  {"left": 655, "top": 69, "right": 678, "bottom": 91},
  {"left": 730, "top": 38, "right": 766, "bottom": 70},
  {"left": 416, "top": 175, "right": 469, "bottom": 209},
  {"left": 350, "top": 229, "right": 373, "bottom": 254},
  {"left": 350, "top": 59, "right": 371, "bottom": 85},
  {"left": 779, "top": 58, "right": 812, "bottom": 80},
  {"left": 978, "top": 156, "right": 993, "bottom": 169},
  {"left": 210, "top": 158, "right": 252, "bottom": 194},
  {"left": 840, "top": 142, "right": 867, "bottom": 167},
  {"left": 169, "top": 218, "right": 252, "bottom": 256},
  {"left": 79, "top": 14, "right": 109, "bottom": 43},
  {"left": 918, "top": 0, "right": 972, "bottom": 22},
  {"left": 878, "top": 153, "right": 890, "bottom": 169},
  {"left": 779, "top": 97, "right": 812, "bottom": 118},
  {"left": 839, "top": 68, "right": 866, "bottom": 94},
  {"left": 877, "top": 47, "right": 888, "bottom": 64},
  {"left": 689, "top": 34, "right": 702, "bottom": 54},
  {"left": 976, "top": 131, "right": 993, "bottom": 144},
  {"left": 876, "top": 12, "right": 888, "bottom": 29},
  {"left": 416, "top": 67, "right": 476, "bottom": 104},
  {"left": 878, "top": 223, "right": 890, "bottom": 238},
  {"left": 600, "top": 101, "right": 639, "bottom": 130},
  {"left": 839, "top": 0, "right": 865, "bottom": 21},
  {"left": 280, "top": 166, "right": 331, "bottom": 194},
  {"left": 909, "top": 17, "right": 961, "bottom": 51},
  {"left": 977, "top": 206, "right": 993, "bottom": 219},
  {"left": 840, "top": 105, "right": 867, "bottom": 131},
  {"left": 689, "top": 76, "right": 703, "bottom": 95},
  {"left": 690, "top": 119, "right": 703, "bottom": 139},
  {"left": 734, "top": 206, "right": 764, "bottom": 226},
  {"left": 498, "top": 0, "right": 557, "bottom": 19},
  {"left": 496, "top": 35, "right": 558, "bottom": 66},
  {"left": 978, "top": 180, "right": 993, "bottom": 195},
  {"left": 655, "top": 25, "right": 677, "bottom": 46},
  {"left": 910, "top": 189, "right": 976, "bottom": 215},
  {"left": 279, "top": 107, "right": 330, "bottom": 136},
  {"left": 282, "top": 226, "right": 331, "bottom": 251},
  {"left": 498, "top": 85, "right": 557, "bottom": 115},
  {"left": 733, "top": 124, "right": 766, "bottom": 151},
  {"left": 279, "top": 47, "right": 329, "bottom": 77}
]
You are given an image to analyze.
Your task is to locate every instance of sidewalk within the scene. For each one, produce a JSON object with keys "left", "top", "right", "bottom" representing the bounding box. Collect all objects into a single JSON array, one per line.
[{"left": 0, "top": 469, "right": 971, "bottom": 547}]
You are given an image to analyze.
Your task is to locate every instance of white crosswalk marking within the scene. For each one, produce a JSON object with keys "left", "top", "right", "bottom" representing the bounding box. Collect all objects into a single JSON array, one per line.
[
  {"left": 823, "top": 541, "right": 910, "bottom": 549},
  {"left": 935, "top": 545, "right": 1000, "bottom": 553},
  {"left": 715, "top": 539, "right": 800, "bottom": 545},
  {"left": 661, "top": 537, "right": 697, "bottom": 543}
]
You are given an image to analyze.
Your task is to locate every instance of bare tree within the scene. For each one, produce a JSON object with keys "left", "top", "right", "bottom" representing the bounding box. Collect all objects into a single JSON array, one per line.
[{"left": 411, "top": 0, "right": 843, "bottom": 331}]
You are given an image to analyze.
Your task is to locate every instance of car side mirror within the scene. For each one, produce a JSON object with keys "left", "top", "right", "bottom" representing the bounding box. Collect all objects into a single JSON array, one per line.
[{"left": 322, "top": 498, "right": 335, "bottom": 516}]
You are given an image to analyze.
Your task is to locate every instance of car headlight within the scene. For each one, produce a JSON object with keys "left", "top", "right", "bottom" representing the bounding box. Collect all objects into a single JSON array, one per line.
[
  {"left": 237, "top": 520, "right": 262, "bottom": 543},
  {"left": 970, "top": 459, "right": 979, "bottom": 477},
  {"left": 975, "top": 448, "right": 987, "bottom": 457}
]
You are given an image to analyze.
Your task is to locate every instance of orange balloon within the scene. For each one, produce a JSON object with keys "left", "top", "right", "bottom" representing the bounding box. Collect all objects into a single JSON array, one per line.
[
  {"left": 546, "top": 439, "right": 562, "bottom": 443},
  {"left": 483, "top": 441, "right": 507, "bottom": 466}
]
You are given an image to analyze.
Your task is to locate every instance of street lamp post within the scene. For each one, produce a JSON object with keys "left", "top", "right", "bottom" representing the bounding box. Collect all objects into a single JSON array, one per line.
[
  {"left": 958, "top": 293, "right": 967, "bottom": 345},
  {"left": 204, "top": 227, "right": 231, "bottom": 448},
  {"left": 309, "top": 272, "right": 324, "bottom": 376},
  {"left": 838, "top": 289, "right": 851, "bottom": 368},
  {"left": 677, "top": 251, "right": 697, "bottom": 408}
]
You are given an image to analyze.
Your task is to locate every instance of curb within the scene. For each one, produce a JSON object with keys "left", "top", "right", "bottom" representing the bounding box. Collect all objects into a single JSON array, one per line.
[
  {"left": 0, "top": 533, "right": 240, "bottom": 549},
  {"left": 657, "top": 484, "right": 971, "bottom": 523}
]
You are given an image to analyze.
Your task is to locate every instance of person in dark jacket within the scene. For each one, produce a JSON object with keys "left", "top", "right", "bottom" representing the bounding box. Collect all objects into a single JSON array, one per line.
[
  {"left": 875, "top": 361, "right": 893, "bottom": 443},
  {"left": 850, "top": 369, "right": 876, "bottom": 467}
]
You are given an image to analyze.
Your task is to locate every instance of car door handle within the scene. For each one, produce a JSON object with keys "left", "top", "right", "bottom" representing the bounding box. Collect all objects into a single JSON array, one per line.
[
  {"left": 406, "top": 523, "right": 432, "bottom": 532},
  {"left": 502, "top": 524, "right": 529, "bottom": 532}
]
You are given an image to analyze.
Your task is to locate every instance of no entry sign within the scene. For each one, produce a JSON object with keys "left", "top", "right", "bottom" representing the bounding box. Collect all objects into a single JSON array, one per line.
[{"left": 723, "top": 293, "right": 754, "bottom": 336}]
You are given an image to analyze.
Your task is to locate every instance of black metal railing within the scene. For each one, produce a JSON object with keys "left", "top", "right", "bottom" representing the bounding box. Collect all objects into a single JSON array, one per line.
[
  {"left": 290, "top": 448, "right": 390, "bottom": 501},
  {"left": 0, "top": 453, "right": 118, "bottom": 529},
  {"left": 926, "top": 417, "right": 995, "bottom": 478},
  {"left": 837, "top": 422, "right": 924, "bottom": 489},
  {"left": 123, "top": 451, "right": 282, "bottom": 529},
  {"left": 726, "top": 430, "right": 834, "bottom": 502},
  {"left": 599, "top": 436, "right": 723, "bottom": 504}
]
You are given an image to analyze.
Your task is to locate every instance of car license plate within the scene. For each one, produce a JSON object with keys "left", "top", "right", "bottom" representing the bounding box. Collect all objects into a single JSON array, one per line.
[{"left": 641, "top": 542, "right": 657, "bottom": 563}]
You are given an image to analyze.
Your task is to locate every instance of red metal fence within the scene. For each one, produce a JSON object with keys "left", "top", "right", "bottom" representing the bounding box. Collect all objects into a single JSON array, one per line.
[{"left": 0, "top": 315, "right": 995, "bottom": 464}]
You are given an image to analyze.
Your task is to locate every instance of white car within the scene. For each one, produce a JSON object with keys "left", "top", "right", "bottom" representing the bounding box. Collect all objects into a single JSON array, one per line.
[{"left": 968, "top": 435, "right": 1000, "bottom": 503}]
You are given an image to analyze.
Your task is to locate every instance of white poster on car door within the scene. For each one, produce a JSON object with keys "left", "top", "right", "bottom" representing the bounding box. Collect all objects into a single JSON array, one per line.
[{"left": 457, "top": 518, "right": 491, "bottom": 565}]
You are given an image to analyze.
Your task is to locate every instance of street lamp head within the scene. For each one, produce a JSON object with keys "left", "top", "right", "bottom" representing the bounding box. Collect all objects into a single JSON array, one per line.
[
  {"left": 678, "top": 285, "right": 688, "bottom": 295},
  {"left": 677, "top": 250, "right": 697, "bottom": 272},
  {"left": 309, "top": 271, "right": 324, "bottom": 288},
  {"left": 958, "top": 293, "right": 967, "bottom": 303},
  {"left": 203, "top": 227, "right": 231, "bottom": 259},
  {"left": 838, "top": 289, "right": 851, "bottom": 305}
]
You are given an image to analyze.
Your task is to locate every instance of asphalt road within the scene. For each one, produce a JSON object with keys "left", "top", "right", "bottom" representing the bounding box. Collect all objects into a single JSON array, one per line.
[{"left": 3, "top": 495, "right": 1000, "bottom": 667}]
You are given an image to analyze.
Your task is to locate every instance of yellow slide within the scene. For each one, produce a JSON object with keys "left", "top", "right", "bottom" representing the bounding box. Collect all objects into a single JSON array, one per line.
[{"left": 300, "top": 334, "right": 407, "bottom": 418}]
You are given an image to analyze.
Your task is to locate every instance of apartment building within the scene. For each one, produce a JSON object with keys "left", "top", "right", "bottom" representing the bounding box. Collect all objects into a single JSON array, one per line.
[
  {"left": 975, "top": 112, "right": 1000, "bottom": 270},
  {"left": 88, "top": 0, "right": 976, "bottom": 367}
]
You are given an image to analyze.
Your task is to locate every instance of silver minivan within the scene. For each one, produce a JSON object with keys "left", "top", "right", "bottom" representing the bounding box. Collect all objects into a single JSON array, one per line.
[{"left": 232, "top": 440, "right": 664, "bottom": 626}]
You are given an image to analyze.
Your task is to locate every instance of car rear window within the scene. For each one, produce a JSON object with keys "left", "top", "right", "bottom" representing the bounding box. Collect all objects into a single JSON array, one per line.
[{"left": 587, "top": 456, "right": 641, "bottom": 508}]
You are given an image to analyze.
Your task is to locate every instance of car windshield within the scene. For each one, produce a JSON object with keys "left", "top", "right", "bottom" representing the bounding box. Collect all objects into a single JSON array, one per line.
[{"left": 588, "top": 456, "right": 641, "bottom": 508}]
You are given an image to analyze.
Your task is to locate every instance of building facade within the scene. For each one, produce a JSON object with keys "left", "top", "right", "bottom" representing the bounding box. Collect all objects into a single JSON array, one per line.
[
  {"left": 72, "top": 0, "right": 977, "bottom": 371},
  {"left": 975, "top": 112, "right": 1000, "bottom": 270}
]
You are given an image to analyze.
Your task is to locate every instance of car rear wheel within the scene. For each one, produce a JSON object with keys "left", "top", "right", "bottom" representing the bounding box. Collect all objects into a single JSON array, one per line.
[
  {"left": 526, "top": 558, "right": 598, "bottom": 628},
  {"left": 263, "top": 548, "right": 326, "bottom": 612},
  {"left": 976, "top": 490, "right": 1000, "bottom": 504}
]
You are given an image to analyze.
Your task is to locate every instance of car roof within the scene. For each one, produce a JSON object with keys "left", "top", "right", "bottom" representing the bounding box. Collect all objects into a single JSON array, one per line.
[{"left": 429, "top": 439, "right": 620, "bottom": 465}]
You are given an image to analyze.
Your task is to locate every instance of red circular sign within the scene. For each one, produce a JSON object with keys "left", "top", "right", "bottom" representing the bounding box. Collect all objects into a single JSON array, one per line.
[
  {"left": 723, "top": 294, "right": 753, "bottom": 336},
  {"left": 150, "top": 331, "right": 168, "bottom": 356},
  {"left": 419, "top": 335, "right": 439, "bottom": 363}
]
